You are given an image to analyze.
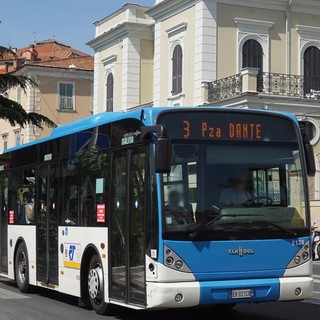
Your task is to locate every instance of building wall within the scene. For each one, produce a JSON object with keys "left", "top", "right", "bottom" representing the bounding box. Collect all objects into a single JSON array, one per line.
[
  {"left": 140, "top": 39, "right": 154, "bottom": 105},
  {"left": 155, "top": 5, "right": 196, "bottom": 106},
  {"left": 95, "top": 43, "right": 123, "bottom": 112},
  {"left": 0, "top": 69, "right": 93, "bottom": 153}
]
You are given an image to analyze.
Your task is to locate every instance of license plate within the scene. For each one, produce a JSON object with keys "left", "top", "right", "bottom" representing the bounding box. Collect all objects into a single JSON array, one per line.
[{"left": 231, "top": 289, "right": 254, "bottom": 299}]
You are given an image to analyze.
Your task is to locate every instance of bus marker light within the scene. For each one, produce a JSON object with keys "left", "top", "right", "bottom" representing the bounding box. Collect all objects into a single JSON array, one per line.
[
  {"left": 100, "top": 243, "right": 105, "bottom": 249},
  {"left": 175, "top": 294, "right": 183, "bottom": 303},
  {"left": 31, "top": 265, "right": 34, "bottom": 269},
  {"left": 102, "top": 253, "right": 106, "bottom": 259},
  {"left": 166, "top": 249, "right": 171, "bottom": 255},
  {"left": 61, "top": 271, "right": 64, "bottom": 275}
]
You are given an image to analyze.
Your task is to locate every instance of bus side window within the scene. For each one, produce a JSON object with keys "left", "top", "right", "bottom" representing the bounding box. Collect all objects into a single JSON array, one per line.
[{"left": 60, "top": 162, "right": 79, "bottom": 226}]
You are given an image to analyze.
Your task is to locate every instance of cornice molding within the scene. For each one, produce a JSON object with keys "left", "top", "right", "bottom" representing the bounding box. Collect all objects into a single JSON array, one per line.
[
  {"left": 101, "top": 54, "right": 117, "bottom": 66},
  {"left": 235, "top": 18, "right": 274, "bottom": 30},
  {"left": 166, "top": 22, "right": 187, "bottom": 38},
  {"left": 296, "top": 24, "right": 320, "bottom": 36},
  {"left": 87, "top": 22, "right": 154, "bottom": 51},
  {"left": 147, "top": 0, "right": 196, "bottom": 21}
]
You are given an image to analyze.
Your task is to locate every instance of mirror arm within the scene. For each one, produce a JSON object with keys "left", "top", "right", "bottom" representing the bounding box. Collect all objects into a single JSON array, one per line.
[{"left": 141, "top": 125, "right": 168, "bottom": 140}]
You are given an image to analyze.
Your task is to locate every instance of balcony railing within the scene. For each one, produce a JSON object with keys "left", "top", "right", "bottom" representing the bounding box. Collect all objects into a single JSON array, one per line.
[
  {"left": 205, "top": 70, "right": 320, "bottom": 103},
  {"left": 207, "top": 73, "right": 242, "bottom": 102},
  {"left": 261, "top": 73, "right": 304, "bottom": 98}
]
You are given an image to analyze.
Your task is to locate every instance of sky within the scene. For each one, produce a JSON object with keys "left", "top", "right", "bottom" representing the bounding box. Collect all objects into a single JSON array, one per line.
[{"left": 0, "top": 0, "right": 155, "bottom": 54}]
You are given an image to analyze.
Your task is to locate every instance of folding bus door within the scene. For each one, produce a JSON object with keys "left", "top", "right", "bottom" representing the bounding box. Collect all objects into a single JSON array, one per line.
[
  {"left": 36, "top": 164, "right": 59, "bottom": 286},
  {"left": 109, "top": 146, "right": 147, "bottom": 306},
  {"left": 0, "top": 172, "right": 8, "bottom": 273}
]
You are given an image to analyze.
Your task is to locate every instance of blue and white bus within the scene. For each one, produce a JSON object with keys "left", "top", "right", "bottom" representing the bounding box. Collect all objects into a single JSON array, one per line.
[{"left": 0, "top": 107, "right": 315, "bottom": 315}]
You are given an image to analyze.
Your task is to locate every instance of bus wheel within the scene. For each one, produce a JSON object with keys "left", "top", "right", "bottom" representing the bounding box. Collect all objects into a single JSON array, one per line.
[
  {"left": 15, "top": 242, "right": 32, "bottom": 293},
  {"left": 88, "top": 254, "right": 109, "bottom": 315}
]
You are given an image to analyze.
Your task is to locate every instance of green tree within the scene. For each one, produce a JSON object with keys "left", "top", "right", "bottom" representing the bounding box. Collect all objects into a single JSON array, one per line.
[{"left": 0, "top": 45, "right": 55, "bottom": 129}]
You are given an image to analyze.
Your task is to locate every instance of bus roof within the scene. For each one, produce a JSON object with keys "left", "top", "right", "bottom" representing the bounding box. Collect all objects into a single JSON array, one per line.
[{"left": 3, "top": 106, "right": 298, "bottom": 153}]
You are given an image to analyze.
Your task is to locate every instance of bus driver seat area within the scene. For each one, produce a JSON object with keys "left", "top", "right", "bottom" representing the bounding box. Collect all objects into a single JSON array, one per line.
[{"left": 165, "top": 190, "right": 193, "bottom": 225}]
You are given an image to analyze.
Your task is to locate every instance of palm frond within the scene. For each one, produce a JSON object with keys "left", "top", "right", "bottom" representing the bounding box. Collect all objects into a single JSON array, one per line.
[
  {"left": 0, "top": 74, "right": 37, "bottom": 93},
  {"left": 0, "top": 96, "right": 27, "bottom": 127},
  {"left": 0, "top": 96, "right": 56, "bottom": 129},
  {"left": 27, "top": 112, "right": 56, "bottom": 129}
]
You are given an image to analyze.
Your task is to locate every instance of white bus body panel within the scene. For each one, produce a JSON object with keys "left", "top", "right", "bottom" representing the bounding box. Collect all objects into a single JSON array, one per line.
[
  {"left": 7, "top": 225, "right": 37, "bottom": 285},
  {"left": 58, "top": 226, "right": 108, "bottom": 298}
]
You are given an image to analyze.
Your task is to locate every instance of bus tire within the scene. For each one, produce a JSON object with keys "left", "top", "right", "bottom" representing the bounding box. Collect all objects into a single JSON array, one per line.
[
  {"left": 15, "top": 242, "right": 32, "bottom": 293},
  {"left": 87, "top": 254, "right": 110, "bottom": 315}
]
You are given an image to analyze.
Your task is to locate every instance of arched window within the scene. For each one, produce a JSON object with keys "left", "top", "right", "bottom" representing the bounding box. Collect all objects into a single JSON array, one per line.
[
  {"left": 172, "top": 44, "right": 183, "bottom": 95},
  {"left": 304, "top": 46, "right": 320, "bottom": 95},
  {"left": 242, "top": 39, "right": 263, "bottom": 91},
  {"left": 106, "top": 73, "right": 114, "bottom": 112}
]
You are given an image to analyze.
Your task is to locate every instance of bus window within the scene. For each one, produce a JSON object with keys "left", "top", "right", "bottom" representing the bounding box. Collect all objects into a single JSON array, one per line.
[
  {"left": 60, "top": 163, "right": 79, "bottom": 226},
  {"left": 10, "top": 169, "right": 35, "bottom": 225}
]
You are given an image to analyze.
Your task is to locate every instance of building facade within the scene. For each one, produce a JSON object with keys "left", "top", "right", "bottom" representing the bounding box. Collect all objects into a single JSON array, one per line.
[
  {"left": 0, "top": 56, "right": 93, "bottom": 152},
  {"left": 89, "top": 0, "right": 320, "bottom": 208}
]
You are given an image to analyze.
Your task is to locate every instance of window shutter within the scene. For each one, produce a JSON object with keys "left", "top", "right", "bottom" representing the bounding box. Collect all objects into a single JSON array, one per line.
[
  {"left": 172, "top": 44, "right": 183, "bottom": 95},
  {"left": 106, "top": 73, "right": 114, "bottom": 112}
]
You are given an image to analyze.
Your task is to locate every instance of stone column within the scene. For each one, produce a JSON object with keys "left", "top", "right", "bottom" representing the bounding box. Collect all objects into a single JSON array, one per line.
[{"left": 241, "top": 67, "right": 259, "bottom": 94}]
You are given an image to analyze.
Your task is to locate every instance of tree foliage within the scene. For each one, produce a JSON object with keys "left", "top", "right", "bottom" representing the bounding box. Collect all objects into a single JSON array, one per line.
[{"left": 0, "top": 45, "right": 56, "bottom": 129}]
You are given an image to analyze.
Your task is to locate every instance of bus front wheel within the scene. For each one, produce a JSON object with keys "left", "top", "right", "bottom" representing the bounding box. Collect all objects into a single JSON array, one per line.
[
  {"left": 15, "top": 242, "right": 32, "bottom": 293},
  {"left": 87, "top": 254, "right": 110, "bottom": 315}
]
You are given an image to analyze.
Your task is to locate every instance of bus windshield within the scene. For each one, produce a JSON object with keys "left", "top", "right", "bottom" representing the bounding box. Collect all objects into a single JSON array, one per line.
[{"left": 158, "top": 111, "right": 308, "bottom": 241}]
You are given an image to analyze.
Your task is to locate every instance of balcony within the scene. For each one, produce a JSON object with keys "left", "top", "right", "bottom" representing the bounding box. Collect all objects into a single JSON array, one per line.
[{"left": 203, "top": 68, "right": 320, "bottom": 104}]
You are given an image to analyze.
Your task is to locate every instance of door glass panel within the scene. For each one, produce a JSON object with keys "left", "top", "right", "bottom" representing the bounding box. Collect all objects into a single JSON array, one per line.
[
  {"left": 0, "top": 173, "right": 8, "bottom": 272},
  {"left": 110, "top": 151, "right": 127, "bottom": 299},
  {"left": 37, "top": 165, "right": 59, "bottom": 285},
  {"left": 37, "top": 168, "right": 48, "bottom": 282},
  {"left": 129, "top": 148, "right": 146, "bottom": 304}
]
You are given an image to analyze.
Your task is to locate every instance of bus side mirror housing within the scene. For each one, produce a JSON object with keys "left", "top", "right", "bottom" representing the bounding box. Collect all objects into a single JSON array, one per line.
[
  {"left": 141, "top": 125, "right": 172, "bottom": 174},
  {"left": 299, "top": 121, "right": 316, "bottom": 176},
  {"left": 155, "top": 136, "right": 172, "bottom": 173}
]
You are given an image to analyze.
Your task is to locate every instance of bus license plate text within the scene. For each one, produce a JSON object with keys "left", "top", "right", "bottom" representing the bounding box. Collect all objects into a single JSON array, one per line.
[{"left": 231, "top": 289, "right": 254, "bottom": 299}]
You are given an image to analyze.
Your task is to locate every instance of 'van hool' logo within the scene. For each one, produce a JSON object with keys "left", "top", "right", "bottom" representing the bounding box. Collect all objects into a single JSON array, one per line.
[{"left": 228, "top": 247, "right": 254, "bottom": 257}]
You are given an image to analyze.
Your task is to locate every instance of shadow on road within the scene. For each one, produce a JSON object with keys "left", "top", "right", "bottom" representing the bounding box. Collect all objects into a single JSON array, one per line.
[{"left": 1, "top": 278, "right": 320, "bottom": 319}]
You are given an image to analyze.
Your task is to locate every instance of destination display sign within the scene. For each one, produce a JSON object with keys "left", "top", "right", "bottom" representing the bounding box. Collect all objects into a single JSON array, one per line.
[{"left": 158, "top": 111, "right": 297, "bottom": 142}]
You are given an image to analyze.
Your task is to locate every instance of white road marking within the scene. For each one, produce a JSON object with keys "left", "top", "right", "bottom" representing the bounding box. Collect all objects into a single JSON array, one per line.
[{"left": 0, "top": 287, "right": 30, "bottom": 300}]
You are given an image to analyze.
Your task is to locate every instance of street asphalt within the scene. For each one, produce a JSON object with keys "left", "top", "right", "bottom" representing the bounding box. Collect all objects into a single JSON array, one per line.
[{"left": 0, "top": 262, "right": 320, "bottom": 319}]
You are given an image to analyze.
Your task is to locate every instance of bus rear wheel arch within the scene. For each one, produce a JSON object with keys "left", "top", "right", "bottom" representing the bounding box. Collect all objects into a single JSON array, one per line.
[{"left": 14, "top": 241, "right": 33, "bottom": 293}]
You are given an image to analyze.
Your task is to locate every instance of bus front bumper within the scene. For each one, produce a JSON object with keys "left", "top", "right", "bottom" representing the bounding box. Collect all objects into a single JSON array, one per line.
[{"left": 146, "top": 277, "right": 313, "bottom": 309}]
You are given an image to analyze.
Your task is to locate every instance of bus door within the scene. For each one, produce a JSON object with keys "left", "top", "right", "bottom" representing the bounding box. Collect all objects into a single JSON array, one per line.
[
  {"left": 0, "top": 172, "right": 8, "bottom": 273},
  {"left": 109, "top": 146, "right": 147, "bottom": 306},
  {"left": 36, "top": 164, "right": 59, "bottom": 286}
]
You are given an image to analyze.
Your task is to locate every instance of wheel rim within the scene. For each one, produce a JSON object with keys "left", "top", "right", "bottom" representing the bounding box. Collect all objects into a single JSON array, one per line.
[
  {"left": 88, "top": 263, "right": 103, "bottom": 305},
  {"left": 17, "top": 251, "right": 27, "bottom": 284}
]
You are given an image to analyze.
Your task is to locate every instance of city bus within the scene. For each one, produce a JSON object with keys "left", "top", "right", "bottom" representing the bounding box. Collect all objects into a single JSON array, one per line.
[{"left": 0, "top": 107, "right": 315, "bottom": 315}]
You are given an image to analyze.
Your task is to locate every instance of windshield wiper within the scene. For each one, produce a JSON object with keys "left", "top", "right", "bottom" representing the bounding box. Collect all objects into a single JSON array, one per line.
[
  {"left": 188, "top": 213, "right": 263, "bottom": 240},
  {"left": 249, "top": 220, "right": 297, "bottom": 237}
]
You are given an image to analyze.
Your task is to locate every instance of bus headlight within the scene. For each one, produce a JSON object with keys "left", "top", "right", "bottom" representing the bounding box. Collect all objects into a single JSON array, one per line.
[
  {"left": 294, "top": 256, "right": 301, "bottom": 264},
  {"left": 175, "top": 260, "right": 184, "bottom": 269},
  {"left": 166, "top": 256, "right": 174, "bottom": 266},
  {"left": 286, "top": 241, "right": 310, "bottom": 269},
  {"left": 164, "top": 245, "right": 192, "bottom": 273}
]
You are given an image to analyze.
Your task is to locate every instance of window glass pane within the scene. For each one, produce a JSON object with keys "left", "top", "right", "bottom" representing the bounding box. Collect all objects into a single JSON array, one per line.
[{"left": 59, "top": 83, "right": 74, "bottom": 110}]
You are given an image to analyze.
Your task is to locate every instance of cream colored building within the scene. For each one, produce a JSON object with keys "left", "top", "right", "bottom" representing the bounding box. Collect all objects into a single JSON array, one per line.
[
  {"left": 89, "top": 0, "right": 320, "bottom": 206},
  {"left": 0, "top": 57, "right": 93, "bottom": 151}
]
